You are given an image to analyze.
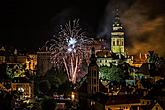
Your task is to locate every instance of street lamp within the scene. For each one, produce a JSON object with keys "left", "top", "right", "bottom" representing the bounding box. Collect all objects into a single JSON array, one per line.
[{"left": 71, "top": 92, "right": 75, "bottom": 101}]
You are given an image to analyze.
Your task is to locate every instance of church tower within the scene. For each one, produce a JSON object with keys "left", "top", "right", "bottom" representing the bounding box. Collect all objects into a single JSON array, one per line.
[
  {"left": 111, "top": 9, "right": 125, "bottom": 56},
  {"left": 87, "top": 47, "right": 99, "bottom": 95}
]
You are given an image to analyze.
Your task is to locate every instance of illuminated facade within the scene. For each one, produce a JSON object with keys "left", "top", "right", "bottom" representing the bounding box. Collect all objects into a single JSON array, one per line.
[
  {"left": 12, "top": 77, "right": 33, "bottom": 98},
  {"left": 129, "top": 53, "right": 147, "bottom": 67},
  {"left": 0, "top": 46, "right": 6, "bottom": 64},
  {"left": 26, "top": 54, "right": 37, "bottom": 71},
  {"left": 0, "top": 46, "right": 37, "bottom": 70},
  {"left": 96, "top": 49, "right": 132, "bottom": 67},
  {"left": 111, "top": 9, "right": 125, "bottom": 56}
]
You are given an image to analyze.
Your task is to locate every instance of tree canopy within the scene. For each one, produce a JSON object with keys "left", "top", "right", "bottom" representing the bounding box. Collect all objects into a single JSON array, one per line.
[{"left": 99, "top": 65, "right": 124, "bottom": 83}]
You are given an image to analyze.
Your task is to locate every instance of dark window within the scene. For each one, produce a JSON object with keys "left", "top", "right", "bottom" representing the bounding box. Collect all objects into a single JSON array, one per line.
[
  {"left": 113, "top": 41, "right": 115, "bottom": 46},
  {"left": 117, "top": 40, "right": 119, "bottom": 45},
  {"left": 94, "top": 79, "right": 96, "bottom": 84},
  {"left": 156, "top": 107, "right": 158, "bottom": 110},
  {"left": 93, "top": 70, "right": 97, "bottom": 77},
  {"left": 93, "top": 87, "right": 97, "bottom": 93},
  {"left": 121, "top": 41, "right": 124, "bottom": 46}
]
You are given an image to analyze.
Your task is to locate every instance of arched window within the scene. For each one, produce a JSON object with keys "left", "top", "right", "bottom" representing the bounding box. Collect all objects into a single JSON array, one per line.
[
  {"left": 155, "top": 107, "right": 158, "bottom": 110},
  {"left": 113, "top": 40, "right": 115, "bottom": 46},
  {"left": 117, "top": 40, "right": 119, "bottom": 45},
  {"left": 121, "top": 40, "right": 124, "bottom": 46}
]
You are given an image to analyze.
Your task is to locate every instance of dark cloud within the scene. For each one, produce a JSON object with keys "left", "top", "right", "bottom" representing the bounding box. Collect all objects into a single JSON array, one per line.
[
  {"left": 97, "top": 0, "right": 135, "bottom": 36},
  {"left": 121, "top": 0, "right": 165, "bottom": 57},
  {"left": 48, "top": 0, "right": 108, "bottom": 37},
  {"left": 97, "top": 0, "right": 165, "bottom": 57}
]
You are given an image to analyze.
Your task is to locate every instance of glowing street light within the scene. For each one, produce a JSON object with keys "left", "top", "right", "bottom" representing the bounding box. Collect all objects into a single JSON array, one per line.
[{"left": 71, "top": 92, "right": 75, "bottom": 101}]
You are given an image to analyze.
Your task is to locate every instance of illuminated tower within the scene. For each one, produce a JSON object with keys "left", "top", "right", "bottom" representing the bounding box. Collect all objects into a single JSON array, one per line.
[
  {"left": 87, "top": 47, "right": 99, "bottom": 95},
  {"left": 111, "top": 9, "right": 125, "bottom": 56}
]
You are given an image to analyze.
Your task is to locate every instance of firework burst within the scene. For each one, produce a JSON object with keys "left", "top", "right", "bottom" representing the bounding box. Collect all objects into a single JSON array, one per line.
[{"left": 47, "top": 19, "right": 93, "bottom": 84}]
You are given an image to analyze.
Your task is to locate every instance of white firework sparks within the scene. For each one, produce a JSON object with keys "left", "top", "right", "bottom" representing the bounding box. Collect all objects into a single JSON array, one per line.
[{"left": 48, "top": 19, "right": 93, "bottom": 84}]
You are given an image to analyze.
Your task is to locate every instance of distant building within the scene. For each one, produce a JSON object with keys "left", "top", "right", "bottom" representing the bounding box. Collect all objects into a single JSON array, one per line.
[
  {"left": 0, "top": 46, "right": 6, "bottom": 64},
  {"left": 26, "top": 54, "right": 37, "bottom": 70},
  {"left": 12, "top": 77, "right": 33, "bottom": 98},
  {"left": 96, "top": 49, "right": 132, "bottom": 67},
  {"left": 129, "top": 53, "right": 147, "bottom": 67},
  {"left": 143, "top": 102, "right": 164, "bottom": 110},
  {"left": 0, "top": 46, "right": 37, "bottom": 75},
  {"left": 37, "top": 46, "right": 53, "bottom": 76},
  {"left": 104, "top": 95, "right": 151, "bottom": 110}
]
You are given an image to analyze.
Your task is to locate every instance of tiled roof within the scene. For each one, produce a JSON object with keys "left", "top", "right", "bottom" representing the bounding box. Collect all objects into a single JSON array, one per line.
[
  {"left": 12, "top": 77, "right": 30, "bottom": 83},
  {"left": 138, "top": 63, "right": 151, "bottom": 75},
  {"left": 96, "top": 50, "right": 114, "bottom": 58},
  {"left": 105, "top": 95, "right": 141, "bottom": 105}
]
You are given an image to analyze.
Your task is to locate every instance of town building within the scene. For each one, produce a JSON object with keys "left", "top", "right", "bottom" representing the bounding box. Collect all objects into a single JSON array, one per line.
[
  {"left": 0, "top": 46, "right": 37, "bottom": 75},
  {"left": 37, "top": 45, "right": 53, "bottom": 77},
  {"left": 11, "top": 77, "right": 34, "bottom": 99}
]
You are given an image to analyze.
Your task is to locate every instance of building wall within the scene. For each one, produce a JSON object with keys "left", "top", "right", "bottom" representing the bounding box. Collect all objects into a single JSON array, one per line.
[
  {"left": 26, "top": 54, "right": 37, "bottom": 71},
  {"left": 97, "top": 57, "right": 132, "bottom": 67},
  {"left": 87, "top": 66, "right": 99, "bottom": 94},
  {"left": 12, "top": 83, "right": 32, "bottom": 98},
  {"left": 111, "top": 37, "right": 124, "bottom": 54},
  {"left": 97, "top": 58, "right": 120, "bottom": 67},
  {"left": 37, "top": 51, "right": 53, "bottom": 76},
  {"left": 0, "top": 56, "right": 5, "bottom": 64}
]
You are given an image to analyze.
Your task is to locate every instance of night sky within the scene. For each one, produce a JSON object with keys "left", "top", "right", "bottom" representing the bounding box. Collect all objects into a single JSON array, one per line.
[{"left": 0, "top": 0, "right": 165, "bottom": 56}]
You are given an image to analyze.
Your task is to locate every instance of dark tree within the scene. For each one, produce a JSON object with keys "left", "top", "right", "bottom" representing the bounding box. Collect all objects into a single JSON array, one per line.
[
  {"left": 0, "top": 63, "right": 7, "bottom": 81},
  {"left": 41, "top": 97, "right": 57, "bottom": 110}
]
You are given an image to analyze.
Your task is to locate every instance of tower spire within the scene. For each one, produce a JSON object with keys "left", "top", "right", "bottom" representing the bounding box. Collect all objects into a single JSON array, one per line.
[{"left": 111, "top": 8, "right": 125, "bottom": 57}]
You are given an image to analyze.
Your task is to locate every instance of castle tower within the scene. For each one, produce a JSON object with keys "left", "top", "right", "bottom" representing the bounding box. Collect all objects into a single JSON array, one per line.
[
  {"left": 111, "top": 9, "right": 125, "bottom": 56},
  {"left": 87, "top": 47, "right": 99, "bottom": 95}
]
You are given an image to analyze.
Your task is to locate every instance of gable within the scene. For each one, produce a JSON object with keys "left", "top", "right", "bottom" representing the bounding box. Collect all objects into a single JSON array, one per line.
[{"left": 152, "top": 103, "right": 163, "bottom": 110}]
